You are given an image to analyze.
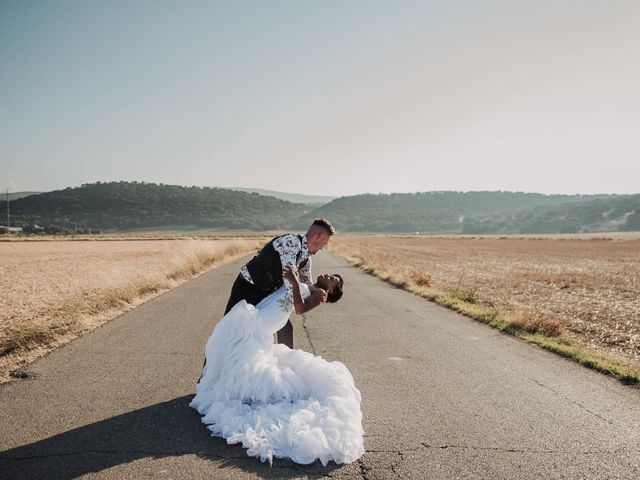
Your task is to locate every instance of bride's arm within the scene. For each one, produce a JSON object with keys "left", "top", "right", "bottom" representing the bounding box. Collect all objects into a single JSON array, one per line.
[{"left": 284, "top": 266, "right": 326, "bottom": 314}]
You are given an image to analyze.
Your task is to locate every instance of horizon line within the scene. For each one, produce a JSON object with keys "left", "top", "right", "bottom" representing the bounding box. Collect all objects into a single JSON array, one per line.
[{"left": 3, "top": 181, "right": 639, "bottom": 198}]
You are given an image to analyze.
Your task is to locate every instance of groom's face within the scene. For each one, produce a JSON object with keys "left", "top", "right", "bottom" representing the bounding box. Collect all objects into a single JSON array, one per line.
[{"left": 309, "top": 232, "right": 330, "bottom": 254}]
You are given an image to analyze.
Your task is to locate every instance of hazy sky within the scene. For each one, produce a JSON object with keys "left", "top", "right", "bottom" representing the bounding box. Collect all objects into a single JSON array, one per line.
[{"left": 1, "top": 0, "right": 639, "bottom": 196}]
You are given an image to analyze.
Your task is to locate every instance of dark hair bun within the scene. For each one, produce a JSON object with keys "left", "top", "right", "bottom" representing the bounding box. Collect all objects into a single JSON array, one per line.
[{"left": 326, "top": 274, "right": 344, "bottom": 303}]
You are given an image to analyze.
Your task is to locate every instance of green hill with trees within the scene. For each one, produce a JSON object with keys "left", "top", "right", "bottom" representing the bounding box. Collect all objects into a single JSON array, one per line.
[
  {"left": 4, "top": 191, "right": 44, "bottom": 201},
  {"left": 229, "top": 187, "right": 337, "bottom": 206},
  {"left": 462, "top": 194, "right": 640, "bottom": 234},
  {"left": 3, "top": 183, "right": 638, "bottom": 234},
  {"left": 2, "top": 181, "right": 309, "bottom": 233},
  {"left": 295, "top": 191, "right": 622, "bottom": 233}
]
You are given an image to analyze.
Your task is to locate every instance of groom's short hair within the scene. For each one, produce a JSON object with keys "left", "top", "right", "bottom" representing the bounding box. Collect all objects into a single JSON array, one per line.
[{"left": 312, "top": 218, "right": 335, "bottom": 236}]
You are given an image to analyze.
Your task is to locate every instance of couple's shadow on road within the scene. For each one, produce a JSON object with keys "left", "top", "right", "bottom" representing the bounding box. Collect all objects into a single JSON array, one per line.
[{"left": 0, "top": 395, "right": 342, "bottom": 479}]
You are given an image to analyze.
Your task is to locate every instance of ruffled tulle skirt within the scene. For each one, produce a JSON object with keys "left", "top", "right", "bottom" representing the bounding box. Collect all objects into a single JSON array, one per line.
[{"left": 189, "top": 300, "right": 364, "bottom": 466}]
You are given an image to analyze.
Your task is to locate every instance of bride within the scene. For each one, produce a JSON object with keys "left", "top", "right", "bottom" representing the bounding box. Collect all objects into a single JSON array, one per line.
[{"left": 190, "top": 266, "right": 364, "bottom": 466}]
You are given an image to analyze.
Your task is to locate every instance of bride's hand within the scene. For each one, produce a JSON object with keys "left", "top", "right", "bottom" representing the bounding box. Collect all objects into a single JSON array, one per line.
[
  {"left": 283, "top": 265, "right": 299, "bottom": 284},
  {"left": 320, "top": 289, "right": 328, "bottom": 303}
]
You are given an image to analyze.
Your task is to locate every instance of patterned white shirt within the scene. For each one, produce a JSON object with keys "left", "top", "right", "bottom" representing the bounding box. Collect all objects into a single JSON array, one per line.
[{"left": 240, "top": 234, "right": 312, "bottom": 288}]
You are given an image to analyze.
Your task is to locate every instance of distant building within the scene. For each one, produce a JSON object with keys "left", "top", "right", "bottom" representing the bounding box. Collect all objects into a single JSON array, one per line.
[
  {"left": 0, "top": 226, "right": 23, "bottom": 234},
  {"left": 22, "top": 224, "right": 46, "bottom": 234}
]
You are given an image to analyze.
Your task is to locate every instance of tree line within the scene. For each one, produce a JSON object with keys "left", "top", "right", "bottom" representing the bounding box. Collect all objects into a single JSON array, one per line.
[
  {"left": 2, "top": 181, "right": 309, "bottom": 233},
  {"left": 2, "top": 182, "right": 638, "bottom": 234}
]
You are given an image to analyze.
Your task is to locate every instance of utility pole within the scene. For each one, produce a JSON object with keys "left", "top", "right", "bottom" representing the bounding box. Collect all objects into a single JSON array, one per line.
[{"left": 5, "top": 188, "right": 9, "bottom": 232}]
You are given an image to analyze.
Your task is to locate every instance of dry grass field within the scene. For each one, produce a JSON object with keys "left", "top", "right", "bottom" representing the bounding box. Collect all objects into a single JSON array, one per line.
[
  {"left": 330, "top": 235, "right": 640, "bottom": 383},
  {"left": 0, "top": 238, "right": 262, "bottom": 382}
]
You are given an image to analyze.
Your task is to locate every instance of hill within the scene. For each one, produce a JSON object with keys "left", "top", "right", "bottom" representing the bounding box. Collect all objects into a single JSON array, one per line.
[
  {"left": 229, "top": 187, "right": 337, "bottom": 206},
  {"left": 4, "top": 185, "right": 638, "bottom": 234},
  {"left": 3, "top": 191, "right": 44, "bottom": 201},
  {"left": 462, "top": 194, "right": 640, "bottom": 234},
  {"left": 295, "top": 191, "right": 619, "bottom": 233},
  {"left": 1, "top": 182, "right": 309, "bottom": 233}
]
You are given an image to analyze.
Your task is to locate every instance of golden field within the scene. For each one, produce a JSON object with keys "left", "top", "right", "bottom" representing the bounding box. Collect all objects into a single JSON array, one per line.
[
  {"left": 330, "top": 235, "right": 640, "bottom": 383},
  {"left": 0, "top": 238, "right": 262, "bottom": 382}
]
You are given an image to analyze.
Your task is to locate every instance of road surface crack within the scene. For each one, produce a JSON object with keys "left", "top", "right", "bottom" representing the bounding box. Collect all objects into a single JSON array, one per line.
[
  {"left": 390, "top": 450, "right": 404, "bottom": 479},
  {"left": 356, "top": 458, "right": 370, "bottom": 479},
  {"left": 527, "top": 377, "right": 613, "bottom": 424},
  {"left": 419, "top": 443, "right": 639, "bottom": 455},
  {"left": 364, "top": 444, "right": 640, "bottom": 456},
  {"left": 301, "top": 314, "right": 317, "bottom": 355}
]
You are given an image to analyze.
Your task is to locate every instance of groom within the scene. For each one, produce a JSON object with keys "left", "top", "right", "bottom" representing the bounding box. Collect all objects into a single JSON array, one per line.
[{"left": 224, "top": 218, "right": 335, "bottom": 348}]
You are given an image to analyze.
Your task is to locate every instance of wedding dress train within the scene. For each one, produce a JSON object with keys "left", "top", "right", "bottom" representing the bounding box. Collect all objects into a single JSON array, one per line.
[{"left": 190, "top": 282, "right": 364, "bottom": 465}]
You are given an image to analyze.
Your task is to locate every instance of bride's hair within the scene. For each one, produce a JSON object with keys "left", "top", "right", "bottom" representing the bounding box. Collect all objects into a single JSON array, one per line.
[{"left": 326, "top": 274, "right": 344, "bottom": 303}]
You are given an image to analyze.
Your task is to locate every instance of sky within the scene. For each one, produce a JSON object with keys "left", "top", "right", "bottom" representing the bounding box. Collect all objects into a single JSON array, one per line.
[{"left": 1, "top": 0, "right": 639, "bottom": 197}]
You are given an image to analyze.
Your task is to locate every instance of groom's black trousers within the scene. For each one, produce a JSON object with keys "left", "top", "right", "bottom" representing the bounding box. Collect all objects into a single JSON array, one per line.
[
  {"left": 224, "top": 275, "right": 269, "bottom": 314},
  {"left": 223, "top": 275, "right": 294, "bottom": 348}
]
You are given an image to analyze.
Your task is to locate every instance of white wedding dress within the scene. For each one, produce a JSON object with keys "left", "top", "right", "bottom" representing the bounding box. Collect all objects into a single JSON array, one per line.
[{"left": 190, "top": 282, "right": 364, "bottom": 466}]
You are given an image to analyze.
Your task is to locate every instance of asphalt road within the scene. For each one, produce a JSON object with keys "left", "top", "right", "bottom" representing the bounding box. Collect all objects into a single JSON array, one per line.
[{"left": 1, "top": 252, "right": 639, "bottom": 479}]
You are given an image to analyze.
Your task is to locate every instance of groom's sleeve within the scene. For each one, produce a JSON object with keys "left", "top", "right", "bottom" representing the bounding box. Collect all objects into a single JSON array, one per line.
[
  {"left": 273, "top": 235, "right": 302, "bottom": 307},
  {"left": 273, "top": 234, "right": 300, "bottom": 273}
]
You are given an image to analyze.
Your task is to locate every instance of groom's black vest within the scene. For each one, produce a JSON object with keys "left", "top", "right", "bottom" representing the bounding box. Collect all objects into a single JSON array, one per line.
[{"left": 245, "top": 235, "right": 308, "bottom": 292}]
